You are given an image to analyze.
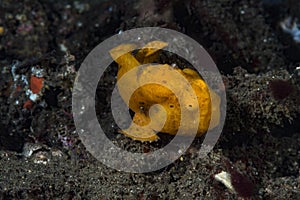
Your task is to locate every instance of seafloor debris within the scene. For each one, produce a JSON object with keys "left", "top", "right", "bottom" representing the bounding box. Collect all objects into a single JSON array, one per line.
[
  {"left": 214, "top": 171, "right": 235, "bottom": 192},
  {"left": 214, "top": 161, "right": 254, "bottom": 198},
  {"left": 0, "top": 26, "right": 4, "bottom": 35},
  {"left": 10, "top": 63, "right": 45, "bottom": 109},
  {"left": 21, "top": 142, "right": 47, "bottom": 158},
  {"left": 280, "top": 17, "right": 300, "bottom": 43}
]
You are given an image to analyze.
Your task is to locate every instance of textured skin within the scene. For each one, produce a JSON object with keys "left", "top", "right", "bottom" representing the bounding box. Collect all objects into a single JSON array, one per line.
[{"left": 109, "top": 41, "right": 220, "bottom": 141}]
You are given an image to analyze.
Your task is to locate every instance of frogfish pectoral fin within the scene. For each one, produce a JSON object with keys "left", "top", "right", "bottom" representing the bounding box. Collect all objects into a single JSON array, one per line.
[
  {"left": 119, "top": 125, "right": 159, "bottom": 142},
  {"left": 118, "top": 111, "right": 161, "bottom": 142}
]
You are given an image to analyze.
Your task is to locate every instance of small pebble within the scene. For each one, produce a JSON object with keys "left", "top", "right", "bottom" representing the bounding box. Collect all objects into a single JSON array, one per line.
[{"left": 0, "top": 27, "right": 4, "bottom": 35}]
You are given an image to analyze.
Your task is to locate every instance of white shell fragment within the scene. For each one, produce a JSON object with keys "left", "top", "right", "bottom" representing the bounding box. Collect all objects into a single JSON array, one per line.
[{"left": 214, "top": 171, "right": 235, "bottom": 193}]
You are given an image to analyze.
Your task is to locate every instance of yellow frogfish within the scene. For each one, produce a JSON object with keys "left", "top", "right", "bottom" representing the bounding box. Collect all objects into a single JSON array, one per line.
[{"left": 109, "top": 41, "right": 220, "bottom": 142}]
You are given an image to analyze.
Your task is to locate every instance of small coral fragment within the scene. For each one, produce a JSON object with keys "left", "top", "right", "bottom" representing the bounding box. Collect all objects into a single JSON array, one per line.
[
  {"left": 23, "top": 99, "right": 33, "bottom": 110},
  {"left": 30, "top": 76, "right": 44, "bottom": 94}
]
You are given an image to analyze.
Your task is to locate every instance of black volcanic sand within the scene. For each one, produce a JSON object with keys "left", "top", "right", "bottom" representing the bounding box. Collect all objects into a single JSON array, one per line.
[{"left": 0, "top": 0, "right": 299, "bottom": 199}]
